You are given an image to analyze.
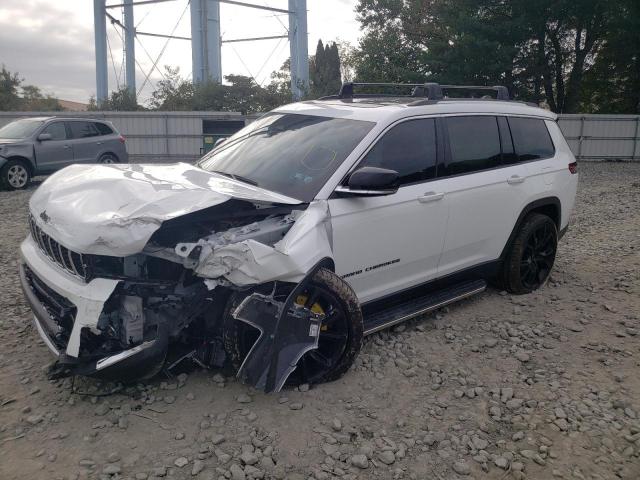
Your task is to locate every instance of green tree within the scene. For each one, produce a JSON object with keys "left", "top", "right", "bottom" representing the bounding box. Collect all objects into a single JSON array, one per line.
[
  {"left": 579, "top": 0, "right": 640, "bottom": 113},
  {"left": 0, "top": 65, "right": 22, "bottom": 110},
  {"left": 0, "top": 66, "right": 62, "bottom": 111},
  {"left": 148, "top": 66, "right": 292, "bottom": 114},
  {"left": 354, "top": 0, "right": 623, "bottom": 113},
  {"left": 20, "top": 84, "right": 61, "bottom": 111},
  {"left": 90, "top": 86, "right": 139, "bottom": 111},
  {"left": 264, "top": 59, "right": 293, "bottom": 103},
  {"left": 335, "top": 40, "right": 357, "bottom": 83},
  {"left": 149, "top": 66, "right": 194, "bottom": 111},
  {"left": 309, "top": 40, "right": 343, "bottom": 97}
]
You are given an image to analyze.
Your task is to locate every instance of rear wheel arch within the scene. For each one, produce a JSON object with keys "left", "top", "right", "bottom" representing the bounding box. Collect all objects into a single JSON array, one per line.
[
  {"left": 500, "top": 197, "right": 561, "bottom": 260},
  {"left": 99, "top": 152, "right": 120, "bottom": 163}
]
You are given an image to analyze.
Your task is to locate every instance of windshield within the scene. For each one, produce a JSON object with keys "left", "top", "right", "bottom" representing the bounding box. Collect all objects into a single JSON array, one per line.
[
  {"left": 0, "top": 119, "right": 44, "bottom": 139},
  {"left": 197, "top": 113, "right": 375, "bottom": 202}
]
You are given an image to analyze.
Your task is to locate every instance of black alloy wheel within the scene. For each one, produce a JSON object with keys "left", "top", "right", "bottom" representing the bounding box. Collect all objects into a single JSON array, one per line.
[
  {"left": 520, "top": 220, "right": 557, "bottom": 290},
  {"left": 223, "top": 268, "right": 363, "bottom": 387},
  {"left": 501, "top": 213, "right": 558, "bottom": 294}
]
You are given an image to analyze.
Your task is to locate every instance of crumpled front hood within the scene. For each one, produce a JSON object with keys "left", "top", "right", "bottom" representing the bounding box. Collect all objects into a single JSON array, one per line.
[{"left": 29, "top": 162, "right": 301, "bottom": 256}]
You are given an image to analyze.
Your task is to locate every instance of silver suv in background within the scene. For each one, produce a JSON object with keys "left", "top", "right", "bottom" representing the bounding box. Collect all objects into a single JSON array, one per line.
[{"left": 0, "top": 117, "right": 129, "bottom": 190}]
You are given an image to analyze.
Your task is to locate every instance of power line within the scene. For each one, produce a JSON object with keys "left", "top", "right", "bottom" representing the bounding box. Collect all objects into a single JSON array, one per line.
[
  {"left": 137, "top": 0, "right": 190, "bottom": 96},
  {"left": 106, "top": 30, "right": 121, "bottom": 89},
  {"left": 254, "top": 36, "right": 284, "bottom": 85}
]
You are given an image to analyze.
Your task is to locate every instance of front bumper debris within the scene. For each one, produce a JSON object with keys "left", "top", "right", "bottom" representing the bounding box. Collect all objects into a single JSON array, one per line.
[
  {"left": 19, "top": 236, "right": 169, "bottom": 379},
  {"left": 233, "top": 263, "right": 324, "bottom": 393}
]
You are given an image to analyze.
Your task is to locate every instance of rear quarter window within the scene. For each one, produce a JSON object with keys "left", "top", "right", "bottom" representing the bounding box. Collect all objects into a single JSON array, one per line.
[
  {"left": 94, "top": 123, "right": 114, "bottom": 135},
  {"left": 508, "top": 117, "right": 555, "bottom": 161}
]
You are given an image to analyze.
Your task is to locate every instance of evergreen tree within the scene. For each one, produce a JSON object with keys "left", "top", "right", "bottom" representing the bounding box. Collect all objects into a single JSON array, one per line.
[{"left": 309, "top": 40, "right": 343, "bottom": 98}]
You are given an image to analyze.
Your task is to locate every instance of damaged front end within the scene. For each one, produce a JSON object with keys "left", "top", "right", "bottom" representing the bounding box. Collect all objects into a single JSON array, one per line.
[{"left": 20, "top": 185, "right": 337, "bottom": 392}]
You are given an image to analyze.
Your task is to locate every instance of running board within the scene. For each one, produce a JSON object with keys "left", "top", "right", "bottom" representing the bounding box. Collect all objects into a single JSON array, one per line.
[{"left": 363, "top": 279, "right": 487, "bottom": 335}]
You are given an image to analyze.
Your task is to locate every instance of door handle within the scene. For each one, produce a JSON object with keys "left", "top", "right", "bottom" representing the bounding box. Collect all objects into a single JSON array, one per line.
[
  {"left": 96, "top": 141, "right": 103, "bottom": 145},
  {"left": 63, "top": 145, "right": 71, "bottom": 149},
  {"left": 507, "top": 175, "right": 525, "bottom": 185},
  {"left": 418, "top": 192, "right": 445, "bottom": 203}
]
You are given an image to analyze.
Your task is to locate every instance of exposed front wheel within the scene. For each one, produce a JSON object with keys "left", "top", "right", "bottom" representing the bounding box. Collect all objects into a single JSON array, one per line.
[
  {"left": 501, "top": 213, "right": 558, "bottom": 294},
  {"left": 223, "top": 268, "right": 363, "bottom": 387},
  {"left": 1, "top": 159, "right": 31, "bottom": 190}
]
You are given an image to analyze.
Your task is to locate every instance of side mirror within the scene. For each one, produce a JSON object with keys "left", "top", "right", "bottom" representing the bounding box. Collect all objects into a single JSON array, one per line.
[
  {"left": 214, "top": 138, "right": 227, "bottom": 148},
  {"left": 335, "top": 166, "right": 399, "bottom": 196},
  {"left": 37, "top": 133, "right": 52, "bottom": 141}
]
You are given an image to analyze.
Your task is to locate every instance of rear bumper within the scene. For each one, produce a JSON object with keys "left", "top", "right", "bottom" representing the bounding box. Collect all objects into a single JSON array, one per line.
[{"left": 19, "top": 236, "right": 166, "bottom": 378}]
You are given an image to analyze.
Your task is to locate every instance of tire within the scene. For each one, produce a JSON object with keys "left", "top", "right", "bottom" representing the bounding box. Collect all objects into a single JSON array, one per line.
[
  {"left": 500, "top": 213, "right": 558, "bottom": 294},
  {"left": 1, "top": 159, "right": 31, "bottom": 190},
  {"left": 98, "top": 153, "right": 118, "bottom": 164},
  {"left": 222, "top": 268, "right": 364, "bottom": 386}
]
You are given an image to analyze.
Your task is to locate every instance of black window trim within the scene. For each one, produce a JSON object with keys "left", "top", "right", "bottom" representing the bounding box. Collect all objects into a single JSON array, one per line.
[
  {"left": 331, "top": 113, "right": 557, "bottom": 195},
  {"left": 507, "top": 115, "right": 556, "bottom": 162},
  {"left": 336, "top": 115, "right": 443, "bottom": 191},
  {"left": 435, "top": 114, "right": 558, "bottom": 181},
  {"left": 67, "top": 120, "right": 100, "bottom": 139},
  {"left": 41, "top": 120, "right": 68, "bottom": 141},
  {"left": 94, "top": 121, "right": 115, "bottom": 136}
]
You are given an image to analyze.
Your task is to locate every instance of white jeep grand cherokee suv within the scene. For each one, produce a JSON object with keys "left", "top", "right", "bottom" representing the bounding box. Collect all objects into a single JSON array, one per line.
[{"left": 19, "top": 83, "right": 578, "bottom": 392}]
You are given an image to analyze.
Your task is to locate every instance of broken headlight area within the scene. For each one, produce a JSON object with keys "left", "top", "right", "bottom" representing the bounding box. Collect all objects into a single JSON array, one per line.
[
  {"left": 146, "top": 199, "right": 303, "bottom": 250},
  {"left": 48, "top": 262, "right": 213, "bottom": 381}
]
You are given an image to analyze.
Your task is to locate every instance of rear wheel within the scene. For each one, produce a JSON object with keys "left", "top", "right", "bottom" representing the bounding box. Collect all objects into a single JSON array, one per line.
[
  {"left": 1, "top": 159, "right": 31, "bottom": 190},
  {"left": 501, "top": 213, "right": 558, "bottom": 294},
  {"left": 223, "top": 268, "right": 363, "bottom": 386},
  {"left": 98, "top": 153, "right": 118, "bottom": 164}
]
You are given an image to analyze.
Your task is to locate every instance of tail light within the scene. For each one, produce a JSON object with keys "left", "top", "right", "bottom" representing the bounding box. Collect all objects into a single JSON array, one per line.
[
  {"left": 568, "top": 162, "right": 577, "bottom": 174},
  {"left": 119, "top": 135, "right": 126, "bottom": 144}
]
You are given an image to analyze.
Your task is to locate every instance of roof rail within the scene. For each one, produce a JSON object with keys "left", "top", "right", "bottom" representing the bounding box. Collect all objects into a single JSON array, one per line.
[
  {"left": 334, "top": 82, "right": 510, "bottom": 101},
  {"left": 440, "top": 85, "right": 510, "bottom": 100}
]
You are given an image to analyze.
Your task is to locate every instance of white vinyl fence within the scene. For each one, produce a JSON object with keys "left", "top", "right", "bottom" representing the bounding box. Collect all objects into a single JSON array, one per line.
[{"left": 1, "top": 111, "right": 639, "bottom": 162}]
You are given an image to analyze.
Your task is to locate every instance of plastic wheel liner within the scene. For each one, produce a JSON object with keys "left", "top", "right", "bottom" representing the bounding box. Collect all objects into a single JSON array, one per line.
[{"left": 232, "top": 262, "right": 325, "bottom": 393}]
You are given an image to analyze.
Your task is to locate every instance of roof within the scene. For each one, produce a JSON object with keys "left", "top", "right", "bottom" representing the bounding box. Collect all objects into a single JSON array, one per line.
[
  {"left": 275, "top": 97, "right": 557, "bottom": 124},
  {"left": 15, "top": 116, "right": 112, "bottom": 123}
]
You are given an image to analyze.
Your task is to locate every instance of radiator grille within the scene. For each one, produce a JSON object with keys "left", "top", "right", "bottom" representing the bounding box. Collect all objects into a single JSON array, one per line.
[{"left": 28, "top": 215, "right": 87, "bottom": 280}]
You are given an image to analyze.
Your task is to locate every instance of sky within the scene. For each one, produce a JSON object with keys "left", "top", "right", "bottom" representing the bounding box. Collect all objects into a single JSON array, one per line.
[{"left": 0, "top": 0, "right": 361, "bottom": 105}]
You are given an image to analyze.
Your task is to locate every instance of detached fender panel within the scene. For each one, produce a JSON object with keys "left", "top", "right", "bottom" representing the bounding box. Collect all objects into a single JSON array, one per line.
[{"left": 233, "top": 262, "right": 326, "bottom": 393}]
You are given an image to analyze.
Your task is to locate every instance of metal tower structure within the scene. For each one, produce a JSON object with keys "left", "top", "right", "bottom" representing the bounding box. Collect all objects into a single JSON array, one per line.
[{"left": 93, "top": 0, "right": 309, "bottom": 103}]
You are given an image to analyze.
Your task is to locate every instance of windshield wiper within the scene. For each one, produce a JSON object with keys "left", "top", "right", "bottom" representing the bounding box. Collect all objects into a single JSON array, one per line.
[{"left": 210, "top": 170, "right": 259, "bottom": 187}]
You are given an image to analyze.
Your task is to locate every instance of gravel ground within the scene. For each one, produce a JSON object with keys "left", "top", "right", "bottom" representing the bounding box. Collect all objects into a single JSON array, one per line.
[{"left": 0, "top": 162, "right": 639, "bottom": 480}]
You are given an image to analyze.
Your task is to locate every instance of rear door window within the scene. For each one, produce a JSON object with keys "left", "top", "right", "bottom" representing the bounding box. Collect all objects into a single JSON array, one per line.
[
  {"left": 442, "top": 116, "right": 501, "bottom": 176},
  {"left": 358, "top": 118, "right": 437, "bottom": 185},
  {"left": 508, "top": 117, "right": 555, "bottom": 161},
  {"left": 94, "top": 122, "right": 114, "bottom": 136},
  {"left": 68, "top": 121, "right": 100, "bottom": 139},
  {"left": 41, "top": 122, "right": 67, "bottom": 141}
]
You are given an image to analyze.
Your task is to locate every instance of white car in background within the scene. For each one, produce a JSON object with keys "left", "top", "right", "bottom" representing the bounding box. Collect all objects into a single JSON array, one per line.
[{"left": 19, "top": 82, "right": 578, "bottom": 392}]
